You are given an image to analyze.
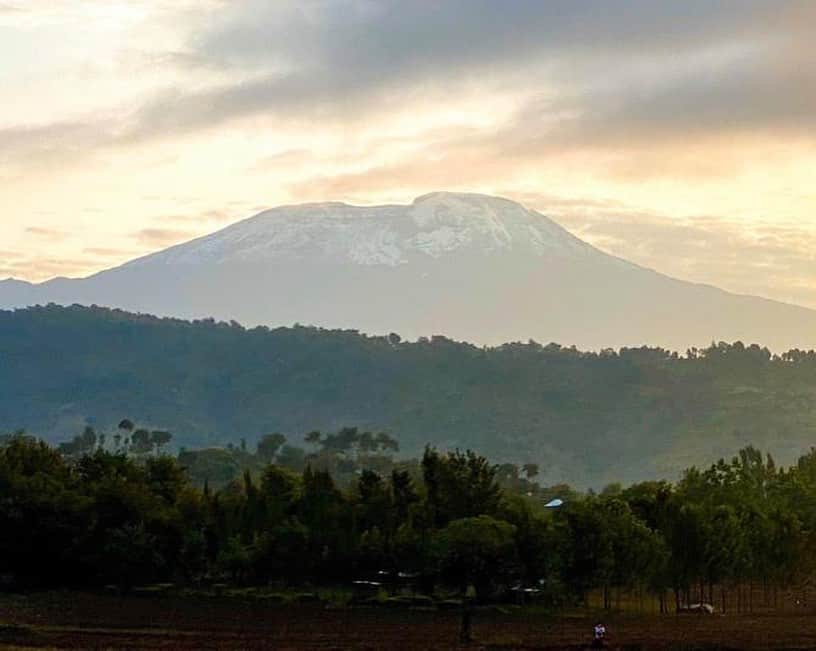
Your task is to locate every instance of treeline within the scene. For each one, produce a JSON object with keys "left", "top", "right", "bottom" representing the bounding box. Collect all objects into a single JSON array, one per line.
[
  {"left": 178, "top": 426, "right": 543, "bottom": 494},
  {"left": 2, "top": 431, "right": 815, "bottom": 611},
  {"left": 4, "top": 304, "right": 816, "bottom": 486},
  {"left": 178, "top": 427, "right": 406, "bottom": 489}
]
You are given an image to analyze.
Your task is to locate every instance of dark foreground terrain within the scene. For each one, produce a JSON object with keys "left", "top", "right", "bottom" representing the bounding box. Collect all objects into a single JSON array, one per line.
[{"left": 2, "top": 592, "right": 816, "bottom": 650}]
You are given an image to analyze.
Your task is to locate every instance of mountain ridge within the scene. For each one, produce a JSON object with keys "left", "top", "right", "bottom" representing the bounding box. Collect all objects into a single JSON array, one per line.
[{"left": 3, "top": 303, "right": 816, "bottom": 488}]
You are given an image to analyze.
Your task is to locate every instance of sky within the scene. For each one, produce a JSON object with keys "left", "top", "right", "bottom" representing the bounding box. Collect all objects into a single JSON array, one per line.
[{"left": 1, "top": 0, "right": 815, "bottom": 308}]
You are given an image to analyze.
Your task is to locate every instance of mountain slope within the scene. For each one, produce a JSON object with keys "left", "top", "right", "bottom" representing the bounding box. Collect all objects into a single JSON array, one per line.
[
  {"left": 3, "top": 192, "right": 816, "bottom": 351},
  {"left": 3, "top": 305, "right": 816, "bottom": 487}
]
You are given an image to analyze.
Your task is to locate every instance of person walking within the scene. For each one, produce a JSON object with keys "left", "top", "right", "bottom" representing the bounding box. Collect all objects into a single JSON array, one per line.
[{"left": 592, "top": 622, "right": 607, "bottom": 648}]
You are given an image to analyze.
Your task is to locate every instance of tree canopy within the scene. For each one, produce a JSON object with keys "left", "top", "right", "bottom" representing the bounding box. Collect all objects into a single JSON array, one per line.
[
  {"left": 3, "top": 428, "right": 816, "bottom": 614},
  {"left": 3, "top": 305, "right": 816, "bottom": 486}
]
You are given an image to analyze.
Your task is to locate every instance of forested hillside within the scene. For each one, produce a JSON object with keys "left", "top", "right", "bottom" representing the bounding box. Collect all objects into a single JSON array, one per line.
[{"left": 2, "top": 305, "right": 816, "bottom": 486}]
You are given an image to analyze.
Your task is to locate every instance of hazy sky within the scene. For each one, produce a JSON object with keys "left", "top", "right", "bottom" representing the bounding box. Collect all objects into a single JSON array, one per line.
[{"left": 2, "top": 1, "right": 815, "bottom": 307}]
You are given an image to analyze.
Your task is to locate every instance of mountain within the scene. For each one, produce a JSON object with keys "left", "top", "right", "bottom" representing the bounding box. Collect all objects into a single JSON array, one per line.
[
  {"left": 3, "top": 305, "right": 816, "bottom": 487},
  {"left": 3, "top": 192, "right": 816, "bottom": 350}
]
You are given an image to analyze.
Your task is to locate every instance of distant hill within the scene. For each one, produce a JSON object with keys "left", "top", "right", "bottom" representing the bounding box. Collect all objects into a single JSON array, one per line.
[
  {"left": 3, "top": 192, "right": 816, "bottom": 351},
  {"left": 2, "top": 305, "right": 816, "bottom": 487}
]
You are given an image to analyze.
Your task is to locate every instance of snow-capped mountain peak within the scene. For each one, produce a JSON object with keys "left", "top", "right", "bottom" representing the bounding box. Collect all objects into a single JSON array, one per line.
[
  {"left": 128, "top": 192, "right": 593, "bottom": 268},
  {"left": 4, "top": 191, "right": 816, "bottom": 352}
]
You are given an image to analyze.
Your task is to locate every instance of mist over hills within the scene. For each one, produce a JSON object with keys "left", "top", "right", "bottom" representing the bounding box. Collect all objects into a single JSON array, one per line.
[
  {"left": 2, "top": 304, "right": 816, "bottom": 487},
  {"left": 3, "top": 192, "right": 816, "bottom": 351}
]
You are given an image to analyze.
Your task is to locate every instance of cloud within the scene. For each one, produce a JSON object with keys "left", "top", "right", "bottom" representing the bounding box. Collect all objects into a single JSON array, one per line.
[
  {"left": 192, "top": 1, "right": 785, "bottom": 79},
  {"left": 0, "top": 119, "right": 113, "bottom": 173},
  {"left": 25, "top": 226, "right": 69, "bottom": 240},
  {"left": 82, "top": 246, "right": 140, "bottom": 258},
  {"left": 547, "top": 205, "right": 816, "bottom": 309},
  {"left": 497, "top": 49, "right": 816, "bottom": 152},
  {"left": 0, "top": 257, "right": 104, "bottom": 281},
  {"left": 142, "top": 209, "right": 235, "bottom": 226},
  {"left": 174, "top": 0, "right": 815, "bottom": 141},
  {"left": 3, "top": 0, "right": 814, "bottom": 179},
  {"left": 133, "top": 228, "right": 195, "bottom": 247},
  {"left": 286, "top": 154, "right": 502, "bottom": 202},
  {"left": 250, "top": 148, "right": 314, "bottom": 172}
]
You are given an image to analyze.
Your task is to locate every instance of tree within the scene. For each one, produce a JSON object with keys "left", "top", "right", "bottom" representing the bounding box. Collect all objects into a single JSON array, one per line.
[
  {"left": 299, "top": 466, "right": 347, "bottom": 569},
  {"left": 702, "top": 504, "right": 744, "bottom": 612},
  {"left": 131, "top": 429, "right": 153, "bottom": 455},
  {"left": 252, "top": 520, "right": 309, "bottom": 581},
  {"left": 260, "top": 465, "right": 299, "bottom": 526},
  {"left": 8, "top": 416, "right": 816, "bottom": 613},
  {"left": 432, "top": 515, "right": 517, "bottom": 600},
  {"left": 145, "top": 456, "right": 187, "bottom": 504},
  {"left": 374, "top": 432, "right": 399, "bottom": 453},
  {"left": 58, "top": 426, "right": 97, "bottom": 459},
  {"left": 357, "top": 470, "right": 392, "bottom": 537},
  {"left": 304, "top": 430, "right": 322, "bottom": 447},
  {"left": 320, "top": 427, "right": 360, "bottom": 454},
  {"left": 358, "top": 430, "right": 376, "bottom": 454},
  {"left": 423, "top": 448, "right": 501, "bottom": 526},
  {"left": 150, "top": 430, "right": 173, "bottom": 455},
  {"left": 0, "top": 437, "right": 86, "bottom": 587},
  {"left": 178, "top": 448, "right": 241, "bottom": 488},
  {"left": 564, "top": 498, "right": 615, "bottom": 604},
  {"left": 391, "top": 469, "right": 418, "bottom": 524},
  {"left": 217, "top": 536, "right": 251, "bottom": 582},
  {"left": 257, "top": 433, "right": 286, "bottom": 462},
  {"left": 101, "top": 523, "right": 164, "bottom": 590},
  {"left": 277, "top": 445, "right": 307, "bottom": 472},
  {"left": 498, "top": 494, "right": 569, "bottom": 602}
]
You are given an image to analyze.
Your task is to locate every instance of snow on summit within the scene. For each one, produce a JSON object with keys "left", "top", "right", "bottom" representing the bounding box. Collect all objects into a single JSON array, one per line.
[{"left": 129, "top": 192, "right": 594, "bottom": 268}]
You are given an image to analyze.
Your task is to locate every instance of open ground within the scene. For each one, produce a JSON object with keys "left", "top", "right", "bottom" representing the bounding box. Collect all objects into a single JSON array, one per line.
[{"left": 2, "top": 592, "right": 816, "bottom": 650}]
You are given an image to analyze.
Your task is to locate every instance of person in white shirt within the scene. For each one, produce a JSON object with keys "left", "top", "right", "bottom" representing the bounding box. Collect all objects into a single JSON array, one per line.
[{"left": 592, "top": 622, "right": 607, "bottom": 648}]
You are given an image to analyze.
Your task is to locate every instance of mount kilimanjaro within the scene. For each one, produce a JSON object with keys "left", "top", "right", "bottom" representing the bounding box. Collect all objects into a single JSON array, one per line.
[{"left": 2, "top": 191, "right": 816, "bottom": 351}]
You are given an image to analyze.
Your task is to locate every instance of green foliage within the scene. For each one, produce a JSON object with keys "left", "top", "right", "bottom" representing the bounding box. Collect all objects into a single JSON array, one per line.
[
  {"left": 257, "top": 433, "right": 286, "bottom": 462},
  {"left": 101, "top": 523, "right": 164, "bottom": 590},
  {"left": 58, "top": 426, "right": 97, "bottom": 458},
  {"left": 178, "top": 447, "right": 243, "bottom": 487},
  {"left": 423, "top": 448, "right": 501, "bottom": 526},
  {"left": 7, "top": 305, "right": 816, "bottom": 486},
  {"left": 4, "top": 426, "right": 816, "bottom": 611},
  {"left": 432, "top": 515, "right": 518, "bottom": 599}
]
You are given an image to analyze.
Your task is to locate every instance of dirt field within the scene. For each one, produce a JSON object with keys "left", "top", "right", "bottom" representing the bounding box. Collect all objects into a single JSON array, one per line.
[{"left": 2, "top": 592, "right": 816, "bottom": 650}]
